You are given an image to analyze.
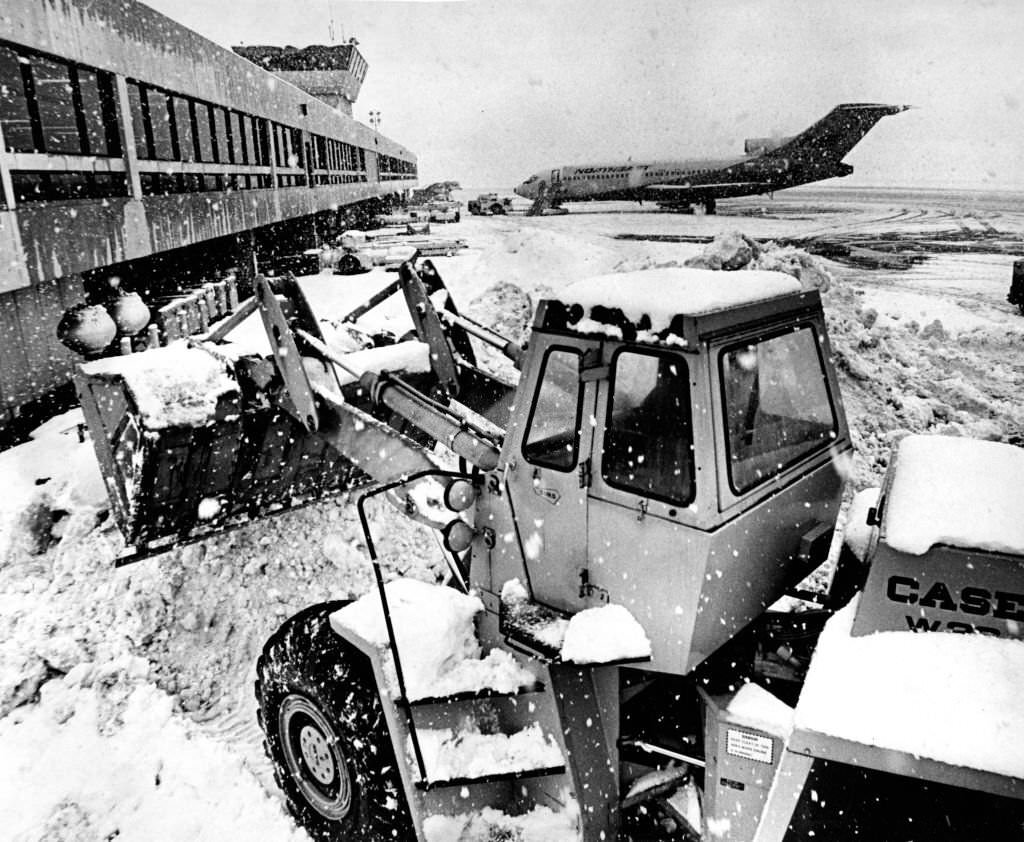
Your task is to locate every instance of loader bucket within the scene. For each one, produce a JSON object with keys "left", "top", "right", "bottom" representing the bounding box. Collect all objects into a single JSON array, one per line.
[{"left": 76, "top": 342, "right": 368, "bottom": 563}]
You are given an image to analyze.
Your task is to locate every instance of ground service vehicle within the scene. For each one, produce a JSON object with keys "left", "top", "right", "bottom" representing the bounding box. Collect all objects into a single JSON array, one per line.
[
  {"left": 468, "top": 193, "right": 514, "bottom": 215},
  {"left": 75, "top": 261, "right": 1024, "bottom": 840}
]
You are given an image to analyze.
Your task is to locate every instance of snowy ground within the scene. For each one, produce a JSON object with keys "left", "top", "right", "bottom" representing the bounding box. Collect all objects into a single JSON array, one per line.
[{"left": 2, "top": 185, "right": 1023, "bottom": 840}]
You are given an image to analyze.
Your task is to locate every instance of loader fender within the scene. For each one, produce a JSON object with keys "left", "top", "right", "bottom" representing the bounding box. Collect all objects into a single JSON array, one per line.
[{"left": 256, "top": 601, "right": 416, "bottom": 841}]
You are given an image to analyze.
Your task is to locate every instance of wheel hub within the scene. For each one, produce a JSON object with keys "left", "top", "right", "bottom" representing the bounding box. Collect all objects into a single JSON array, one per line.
[
  {"left": 299, "top": 723, "right": 336, "bottom": 785},
  {"left": 279, "top": 694, "right": 352, "bottom": 820}
]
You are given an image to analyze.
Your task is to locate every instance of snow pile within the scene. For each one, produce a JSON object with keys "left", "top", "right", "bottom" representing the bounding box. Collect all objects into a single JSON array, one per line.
[
  {"left": 416, "top": 720, "right": 563, "bottom": 781},
  {"left": 423, "top": 801, "right": 579, "bottom": 842},
  {"left": 795, "top": 597, "right": 1024, "bottom": 778},
  {"left": 331, "top": 579, "right": 535, "bottom": 700},
  {"left": 725, "top": 682, "right": 794, "bottom": 737},
  {"left": 883, "top": 435, "right": 1024, "bottom": 555},
  {"left": 684, "top": 230, "right": 760, "bottom": 270},
  {"left": 750, "top": 243, "right": 832, "bottom": 292},
  {"left": 466, "top": 282, "right": 534, "bottom": 346},
  {"left": 684, "top": 230, "right": 833, "bottom": 291},
  {"left": 0, "top": 412, "right": 107, "bottom": 560},
  {"left": 0, "top": 660, "right": 307, "bottom": 842},
  {"left": 560, "top": 604, "right": 652, "bottom": 664},
  {"left": 80, "top": 343, "right": 237, "bottom": 429},
  {"left": 558, "top": 267, "right": 802, "bottom": 331}
]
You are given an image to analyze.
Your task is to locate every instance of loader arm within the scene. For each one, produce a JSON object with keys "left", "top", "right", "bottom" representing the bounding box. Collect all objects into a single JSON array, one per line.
[{"left": 77, "top": 261, "right": 506, "bottom": 563}]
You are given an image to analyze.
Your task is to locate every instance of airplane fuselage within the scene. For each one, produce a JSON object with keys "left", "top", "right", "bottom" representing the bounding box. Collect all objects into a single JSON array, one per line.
[
  {"left": 514, "top": 103, "right": 907, "bottom": 212},
  {"left": 519, "top": 154, "right": 851, "bottom": 207}
]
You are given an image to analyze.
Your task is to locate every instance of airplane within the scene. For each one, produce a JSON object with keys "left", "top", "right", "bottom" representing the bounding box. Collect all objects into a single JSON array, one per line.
[{"left": 513, "top": 103, "right": 910, "bottom": 215}]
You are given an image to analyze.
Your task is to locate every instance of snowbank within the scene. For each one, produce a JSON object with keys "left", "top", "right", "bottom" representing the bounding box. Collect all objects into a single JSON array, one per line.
[
  {"left": 0, "top": 413, "right": 106, "bottom": 535},
  {"left": 883, "top": 435, "right": 1024, "bottom": 555},
  {"left": 683, "top": 230, "right": 832, "bottom": 291},
  {"left": 0, "top": 666, "right": 307, "bottom": 842},
  {"left": 795, "top": 597, "right": 1024, "bottom": 778},
  {"left": 331, "top": 580, "right": 535, "bottom": 701},
  {"left": 80, "top": 343, "right": 237, "bottom": 429}
]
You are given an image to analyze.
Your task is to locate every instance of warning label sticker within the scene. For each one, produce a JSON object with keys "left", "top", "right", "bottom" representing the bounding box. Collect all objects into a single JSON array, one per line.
[{"left": 725, "top": 729, "right": 774, "bottom": 764}]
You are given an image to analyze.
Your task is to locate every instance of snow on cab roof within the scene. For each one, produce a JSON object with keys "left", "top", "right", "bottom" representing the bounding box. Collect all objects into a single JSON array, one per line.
[
  {"left": 882, "top": 434, "right": 1024, "bottom": 556},
  {"left": 557, "top": 267, "right": 803, "bottom": 333}
]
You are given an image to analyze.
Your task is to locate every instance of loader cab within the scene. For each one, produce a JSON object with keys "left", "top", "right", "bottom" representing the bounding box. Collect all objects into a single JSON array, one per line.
[{"left": 487, "top": 268, "right": 850, "bottom": 676}]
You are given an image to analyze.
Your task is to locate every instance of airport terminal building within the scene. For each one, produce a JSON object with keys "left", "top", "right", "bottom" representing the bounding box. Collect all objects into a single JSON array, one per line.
[{"left": 0, "top": 0, "right": 417, "bottom": 437}]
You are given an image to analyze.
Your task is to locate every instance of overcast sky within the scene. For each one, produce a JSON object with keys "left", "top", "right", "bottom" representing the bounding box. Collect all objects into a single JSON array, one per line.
[{"left": 145, "top": 0, "right": 1024, "bottom": 191}]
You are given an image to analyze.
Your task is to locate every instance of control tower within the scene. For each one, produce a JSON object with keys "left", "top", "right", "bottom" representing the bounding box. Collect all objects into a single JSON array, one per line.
[{"left": 233, "top": 42, "right": 368, "bottom": 116}]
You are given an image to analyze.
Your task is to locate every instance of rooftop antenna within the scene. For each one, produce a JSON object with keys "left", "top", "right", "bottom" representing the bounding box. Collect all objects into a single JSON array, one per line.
[{"left": 326, "top": 0, "right": 339, "bottom": 44}]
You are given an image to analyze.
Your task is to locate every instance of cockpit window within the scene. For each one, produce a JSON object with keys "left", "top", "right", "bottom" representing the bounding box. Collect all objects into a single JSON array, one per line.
[
  {"left": 720, "top": 325, "right": 837, "bottom": 494},
  {"left": 601, "top": 349, "right": 694, "bottom": 506}
]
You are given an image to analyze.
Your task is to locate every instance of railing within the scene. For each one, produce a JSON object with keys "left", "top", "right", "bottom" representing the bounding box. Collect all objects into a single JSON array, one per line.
[{"left": 150, "top": 275, "right": 241, "bottom": 347}]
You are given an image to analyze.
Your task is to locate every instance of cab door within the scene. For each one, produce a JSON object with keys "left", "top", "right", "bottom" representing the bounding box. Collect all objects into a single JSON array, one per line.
[
  {"left": 584, "top": 346, "right": 714, "bottom": 671},
  {"left": 503, "top": 335, "right": 600, "bottom": 613}
]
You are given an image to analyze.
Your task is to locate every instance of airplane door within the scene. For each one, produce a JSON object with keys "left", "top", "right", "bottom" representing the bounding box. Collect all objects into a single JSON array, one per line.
[
  {"left": 504, "top": 337, "right": 599, "bottom": 613},
  {"left": 550, "top": 168, "right": 562, "bottom": 189}
]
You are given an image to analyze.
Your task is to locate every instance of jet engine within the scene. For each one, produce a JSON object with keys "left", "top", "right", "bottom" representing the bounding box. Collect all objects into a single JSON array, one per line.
[{"left": 744, "top": 135, "right": 793, "bottom": 156}]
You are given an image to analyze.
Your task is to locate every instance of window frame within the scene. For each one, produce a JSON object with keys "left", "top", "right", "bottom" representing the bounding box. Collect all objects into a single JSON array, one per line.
[
  {"left": 717, "top": 323, "right": 839, "bottom": 496},
  {"left": 600, "top": 346, "right": 696, "bottom": 507},
  {"left": 521, "top": 344, "right": 586, "bottom": 473}
]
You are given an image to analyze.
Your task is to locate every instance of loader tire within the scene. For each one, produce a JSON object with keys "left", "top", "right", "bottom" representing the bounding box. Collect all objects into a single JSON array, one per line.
[{"left": 256, "top": 602, "right": 415, "bottom": 842}]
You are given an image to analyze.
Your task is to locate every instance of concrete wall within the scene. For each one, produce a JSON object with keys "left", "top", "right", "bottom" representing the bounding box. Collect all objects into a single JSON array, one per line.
[
  {"left": 0, "top": 275, "right": 85, "bottom": 416},
  {"left": 1, "top": 180, "right": 409, "bottom": 292}
]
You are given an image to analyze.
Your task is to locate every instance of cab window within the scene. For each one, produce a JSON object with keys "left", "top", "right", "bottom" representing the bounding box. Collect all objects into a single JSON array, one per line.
[
  {"left": 522, "top": 347, "right": 583, "bottom": 471},
  {"left": 720, "top": 326, "right": 837, "bottom": 493},
  {"left": 602, "top": 350, "right": 694, "bottom": 505}
]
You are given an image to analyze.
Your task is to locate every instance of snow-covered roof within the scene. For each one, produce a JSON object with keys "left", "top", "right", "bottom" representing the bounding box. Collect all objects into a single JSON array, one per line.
[
  {"left": 795, "top": 597, "right": 1024, "bottom": 779},
  {"left": 882, "top": 435, "right": 1024, "bottom": 556},
  {"left": 556, "top": 268, "right": 803, "bottom": 333}
]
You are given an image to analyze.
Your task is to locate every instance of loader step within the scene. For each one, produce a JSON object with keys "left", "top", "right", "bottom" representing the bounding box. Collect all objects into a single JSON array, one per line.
[
  {"left": 413, "top": 721, "right": 566, "bottom": 791},
  {"left": 415, "top": 764, "right": 567, "bottom": 791},
  {"left": 501, "top": 596, "right": 568, "bottom": 663},
  {"left": 500, "top": 580, "right": 653, "bottom": 666}
]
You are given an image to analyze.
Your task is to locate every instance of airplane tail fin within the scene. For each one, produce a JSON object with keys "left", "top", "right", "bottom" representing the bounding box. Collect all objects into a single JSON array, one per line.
[{"left": 770, "top": 103, "right": 911, "bottom": 163}]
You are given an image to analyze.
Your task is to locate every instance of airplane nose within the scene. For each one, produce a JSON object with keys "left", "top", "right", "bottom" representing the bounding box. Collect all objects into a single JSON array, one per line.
[{"left": 513, "top": 183, "right": 528, "bottom": 198}]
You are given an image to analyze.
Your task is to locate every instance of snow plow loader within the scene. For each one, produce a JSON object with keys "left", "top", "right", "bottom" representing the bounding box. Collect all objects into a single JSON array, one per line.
[{"left": 75, "top": 260, "right": 1024, "bottom": 840}]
